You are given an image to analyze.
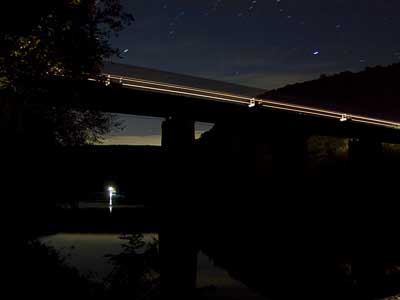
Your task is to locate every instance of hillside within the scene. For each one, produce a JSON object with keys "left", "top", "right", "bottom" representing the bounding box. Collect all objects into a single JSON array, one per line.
[{"left": 260, "top": 63, "right": 400, "bottom": 122}]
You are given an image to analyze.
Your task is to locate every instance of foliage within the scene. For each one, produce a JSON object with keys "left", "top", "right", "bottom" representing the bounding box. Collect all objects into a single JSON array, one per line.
[
  {"left": 307, "top": 135, "right": 349, "bottom": 169},
  {"left": 0, "top": 0, "right": 133, "bottom": 146},
  {"left": 105, "top": 233, "right": 160, "bottom": 299},
  {"left": 10, "top": 238, "right": 102, "bottom": 299},
  {"left": 9, "top": 234, "right": 161, "bottom": 299},
  {"left": 383, "top": 143, "right": 400, "bottom": 158}
]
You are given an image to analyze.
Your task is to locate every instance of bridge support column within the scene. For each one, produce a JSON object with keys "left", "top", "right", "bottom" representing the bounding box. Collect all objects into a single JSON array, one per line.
[
  {"left": 162, "top": 116, "right": 195, "bottom": 152},
  {"left": 348, "top": 138, "right": 383, "bottom": 172},
  {"left": 160, "top": 116, "right": 198, "bottom": 299},
  {"left": 270, "top": 129, "right": 308, "bottom": 178},
  {"left": 347, "top": 138, "right": 385, "bottom": 298}
]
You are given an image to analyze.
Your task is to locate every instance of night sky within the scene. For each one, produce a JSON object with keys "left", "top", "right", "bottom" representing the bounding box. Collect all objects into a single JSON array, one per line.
[{"left": 104, "top": 0, "right": 400, "bottom": 145}]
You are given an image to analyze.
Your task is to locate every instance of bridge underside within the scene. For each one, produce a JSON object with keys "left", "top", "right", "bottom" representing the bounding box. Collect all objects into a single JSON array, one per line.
[{"left": 36, "top": 78, "right": 400, "bottom": 144}]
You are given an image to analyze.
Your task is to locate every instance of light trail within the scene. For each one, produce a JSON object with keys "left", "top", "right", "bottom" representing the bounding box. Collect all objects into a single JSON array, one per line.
[
  {"left": 108, "top": 75, "right": 252, "bottom": 101},
  {"left": 102, "top": 74, "right": 400, "bottom": 129},
  {"left": 109, "top": 76, "right": 340, "bottom": 118},
  {"left": 120, "top": 82, "right": 249, "bottom": 105}
]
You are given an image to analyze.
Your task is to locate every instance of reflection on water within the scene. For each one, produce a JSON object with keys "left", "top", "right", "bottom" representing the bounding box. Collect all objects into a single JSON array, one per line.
[
  {"left": 41, "top": 233, "right": 129, "bottom": 281},
  {"left": 42, "top": 233, "right": 266, "bottom": 298},
  {"left": 197, "top": 252, "right": 266, "bottom": 299}
]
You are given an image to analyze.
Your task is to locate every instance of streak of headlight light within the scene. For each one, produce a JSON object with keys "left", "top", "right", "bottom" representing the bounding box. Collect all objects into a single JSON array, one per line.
[{"left": 103, "top": 76, "right": 400, "bottom": 128}]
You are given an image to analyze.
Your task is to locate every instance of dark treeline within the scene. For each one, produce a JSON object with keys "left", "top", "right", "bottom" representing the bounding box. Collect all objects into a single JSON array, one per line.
[
  {"left": 261, "top": 63, "right": 400, "bottom": 121},
  {"left": 54, "top": 145, "right": 165, "bottom": 205},
  {"left": 6, "top": 145, "right": 165, "bottom": 236},
  {"left": 8, "top": 145, "right": 163, "bottom": 200}
]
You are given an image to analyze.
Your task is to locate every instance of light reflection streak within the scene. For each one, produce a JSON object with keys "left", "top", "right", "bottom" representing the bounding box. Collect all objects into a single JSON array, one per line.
[{"left": 100, "top": 75, "right": 400, "bottom": 129}]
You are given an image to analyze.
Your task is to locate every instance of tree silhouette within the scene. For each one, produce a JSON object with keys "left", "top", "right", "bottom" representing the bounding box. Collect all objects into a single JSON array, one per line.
[
  {"left": 105, "top": 233, "right": 160, "bottom": 299},
  {"left": 0, "top": 0, "right": 133, "bottom": 146},
  {"left": 9, "top": 238, "right": 103, "bottom": 300}
]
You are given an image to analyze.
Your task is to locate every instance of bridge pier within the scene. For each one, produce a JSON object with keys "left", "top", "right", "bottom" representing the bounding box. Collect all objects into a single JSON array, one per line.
[
  {"left": 162, "top": 116, "right": 195, "bottom": 152},
  {"left": 272, "top": 131, "right": 308, "bottom": 176},
  {"left": 347, "top": 138, "right": 386, "bottom": 298},
  {"left": 160, "top": 116, "right": 198, "bottom": 299},
  {"left": 348, "top": 138, "right": 383, "bottom": 172}
]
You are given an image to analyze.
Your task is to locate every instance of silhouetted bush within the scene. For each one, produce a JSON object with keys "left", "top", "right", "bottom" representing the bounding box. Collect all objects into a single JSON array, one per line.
[
  {"left": 9, "top": 238, "right": 103, "bottom": 300},
  {"left": 104, "top": 233, "right": 160, "bottom": 299}
]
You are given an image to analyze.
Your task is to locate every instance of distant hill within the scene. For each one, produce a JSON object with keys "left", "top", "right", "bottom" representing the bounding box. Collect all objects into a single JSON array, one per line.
[
  {"left": 103, "top": 62, "right": 266, "bottom": 97},
  {"left": 260, "top": 63, "right": 400, "bottom": 122}
]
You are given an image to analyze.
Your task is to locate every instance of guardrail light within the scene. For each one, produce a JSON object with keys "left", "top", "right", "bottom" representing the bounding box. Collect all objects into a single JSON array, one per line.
[{"left": 249, "top": 98, "right": 256, "bottom": 108}]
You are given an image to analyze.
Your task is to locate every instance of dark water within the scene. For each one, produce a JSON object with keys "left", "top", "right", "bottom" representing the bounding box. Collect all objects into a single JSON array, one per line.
[{"left": 42, "top": 233, "right": 266, "bottom": 299}]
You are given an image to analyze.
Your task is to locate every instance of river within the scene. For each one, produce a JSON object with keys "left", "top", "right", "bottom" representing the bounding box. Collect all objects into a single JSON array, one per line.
[{"left": 42, "top": 233, "right": 266, "bottom": 299}]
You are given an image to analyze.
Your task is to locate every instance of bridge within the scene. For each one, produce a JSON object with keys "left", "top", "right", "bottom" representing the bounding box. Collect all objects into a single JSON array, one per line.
[
  {"left": 43, "top": 62, "right": 399, "bottom": 145},
  {"left": 103, "top": 73, "right": 399, "bottom": 128},
  {"left": 18, "top": 59, "right": 394, "bottom": 161}
]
